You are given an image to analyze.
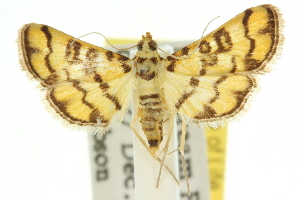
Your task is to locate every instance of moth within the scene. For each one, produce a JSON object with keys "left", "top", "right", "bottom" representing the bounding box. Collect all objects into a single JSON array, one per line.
[{"left": 19, "top": 4, "right": 283, "bottom": 193}]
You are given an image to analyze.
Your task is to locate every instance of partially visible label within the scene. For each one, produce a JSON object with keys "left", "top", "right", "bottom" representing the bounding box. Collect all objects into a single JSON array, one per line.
[
  {"left": 206, "top": 126, "right": 227, "bottom": 200},
  {"left": 88, "top": 110, "right": 135, "bottom": 200}
]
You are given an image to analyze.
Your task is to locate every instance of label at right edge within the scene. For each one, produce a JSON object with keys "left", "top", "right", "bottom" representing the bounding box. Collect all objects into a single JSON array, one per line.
[{"left": 205, "top": 126, "right": 227, "bottom": 200}]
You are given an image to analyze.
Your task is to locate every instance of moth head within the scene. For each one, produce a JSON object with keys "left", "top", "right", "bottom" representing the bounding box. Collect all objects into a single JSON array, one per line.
[{"left": 137, "top": 32, "right": 158, "bottom": 51}]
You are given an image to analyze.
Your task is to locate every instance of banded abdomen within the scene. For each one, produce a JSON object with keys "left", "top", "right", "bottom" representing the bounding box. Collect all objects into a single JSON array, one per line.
[{"left": 138, "top": 91, "right": 164, "bottom": 155}]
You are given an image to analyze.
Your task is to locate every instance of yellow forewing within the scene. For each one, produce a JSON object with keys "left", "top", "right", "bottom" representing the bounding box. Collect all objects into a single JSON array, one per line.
[
  {"left": 19, "top": 23, "right": 133, "bottom": 129},
  {"left": 165, "top": 5, "right": 281, "bottom": 76},
  {"left": 20, "top": 24, "right": 132, "bottom": 85}
]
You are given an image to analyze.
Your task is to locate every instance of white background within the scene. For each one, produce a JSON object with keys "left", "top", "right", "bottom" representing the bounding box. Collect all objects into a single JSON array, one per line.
[{"left": 1, "top": 0, "right": 299, "bottom": 199}]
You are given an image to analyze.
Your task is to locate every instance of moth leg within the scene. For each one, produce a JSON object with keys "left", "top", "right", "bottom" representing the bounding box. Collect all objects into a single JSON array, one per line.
[
  {"left": 153, "top": 147, "right": 164, "bottom": 159},
  {"left": 166, "top": 120, "right": 185, "bottom": 155},
  {"left": 164, "top": 119, "right": 190, "bottom": 195},
  {"left": 156, "top": 114, "right": 175, "bottom": 188},
  {"left": 155, "top": 156, "right": 179, "bottom": 186},
  {"left": 167, "top": 119, "right": 186, "bottom": 155},
  {"left": 130, "top": 110, "right": 179, "bottom": 186},
  {"left": 130, "top": 110, "right": 151, "bottom": 152}
]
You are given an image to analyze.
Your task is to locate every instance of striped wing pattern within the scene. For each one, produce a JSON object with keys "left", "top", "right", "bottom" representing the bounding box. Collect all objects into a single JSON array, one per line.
[
  {"left": 19, "top": 24, "right": 133, "bottom": 129},
  {"left": 162, "top": 5, "right": 283, "bottom": 127},
  {"left": 19, "top": 4, "right": 283, "bottom": 131}
]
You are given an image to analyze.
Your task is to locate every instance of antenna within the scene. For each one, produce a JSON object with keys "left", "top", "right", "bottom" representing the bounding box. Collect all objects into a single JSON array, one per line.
[
  {"left": 70, "top": 32, "right": 138, "bottom": 50},
  {"left": 157, "top": 16, "right": 220, "bottom": 60}
]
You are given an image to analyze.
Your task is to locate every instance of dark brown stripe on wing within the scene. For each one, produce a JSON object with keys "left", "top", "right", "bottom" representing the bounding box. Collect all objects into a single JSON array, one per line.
[
  {"left": 209, "top": 76, "right": 227, "bottom": 104},
  {"left": 199, "top": 40, "right": 212, "bottom": 54},
  {"left": 104, "top": 93, "right": 122, "bottom": 110},
  {"left": 105, "top": 51, "right": 114, "bottom": 61},
  {"left": 244, "top": 58, "right": 260, "bottom": 71},
  {"left": 173, "top": 46, "right": 189, "bottom": 57},
  {"left": 71, "top": 80, "right": 94, "bottom": 109},
  {"left": 41, "top": 25, "right": 55, "bottom": 73},
  {"left": 213, "top": 28, "right": 233, "bottom": 53},
  {"left": 49, "top": 90, "right": 72, "bottom": 121},
  {"left": 190, "top": 77, "right": 199, "bottom": 87},
  {"left": 44, "top": 74, "right": 58, "bottom": 85},
  {"left": 201, "top": 54, "right": 218, "bottom": 67},
  {"left": 243, "top": 9, "right": 255, "bottom": 58},
  {"left": 166, "top": 62, "right": 175, "bottom": 72},
  {"left": 89, "top": 109, "right": 109, "bottom": 124},
  {"left": 22, "top": 25, "right": 41, "bottom": 75},
  {"left": 166, "top": 56, "right": 177, "bottom": 72},
  {"left": 258, "top": 5, "right": 279, "bottom": 65},
  {"left": 181, "top": 46, "right": 190, "bottom": 56},
  {"left": 94, "top": 73, "right": 103, "bottom": 83},
  {"left": 121, "top": 63, "right": 132, "bottom": 73},
  {"left": 49, "top": 88, "right": 109, "bottom": 125},
  {"left": 65, "top": 39, "right": 82, "bottom": 63},
  {"left": 86, "top": 48, "right": 98, "bottom": 60},
  {"left": 194, "top": 105, "right": 217, "bottom": 119},
  {"left": 166, "top": 56, "right": 176, "bottom": 61},
  {"left": 258, "top": 6, "right": 275, "bottom": 35},
  {"left": 49, "top": 88, "right": 93, "bottom": 124},
  {"left": 199, "top": 68, "right": 206, "bottom": 76},
  {"left": 175, "top": 90, "right": 195, "bottom": 110},
  {"left": 118, "top": 54, "right": 129, "bottom": 62},
  {"left": 242, "top": 6, "right": 277, "bottom": 71},
  {"left": 48, "top": 79, "right": 112, "bottom": 126},
  {"left": 230, "top": 55, "right": 237, "bottom": 73},
  {"left": 100, "top": 83, "right": 109, "bottom": 91}
]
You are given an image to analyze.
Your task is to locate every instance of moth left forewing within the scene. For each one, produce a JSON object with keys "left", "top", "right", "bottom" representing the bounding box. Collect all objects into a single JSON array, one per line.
[{"left": 19, "top": 23, "right": 134, "bottom": 133}]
